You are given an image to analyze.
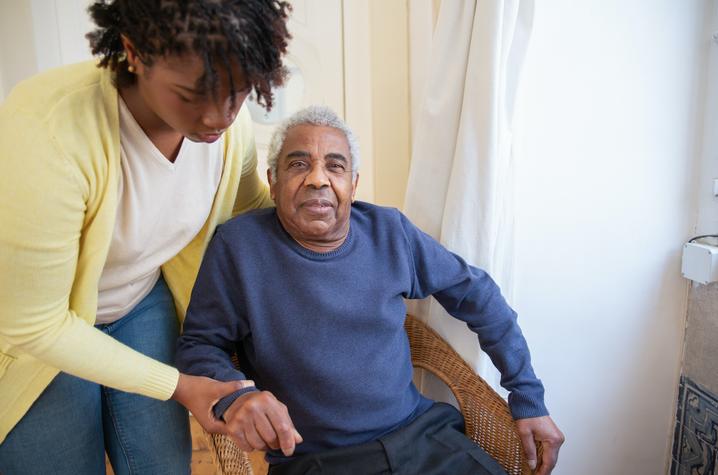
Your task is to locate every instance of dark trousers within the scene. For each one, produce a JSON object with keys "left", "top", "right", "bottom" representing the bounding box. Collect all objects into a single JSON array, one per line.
[{"left": 268, "top": 403, "right": 507, "bottom": 475}]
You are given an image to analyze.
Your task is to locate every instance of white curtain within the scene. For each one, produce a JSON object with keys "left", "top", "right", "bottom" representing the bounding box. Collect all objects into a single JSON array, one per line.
[{"left": 404, "top": 0, "right": 534, "bottom": 397}]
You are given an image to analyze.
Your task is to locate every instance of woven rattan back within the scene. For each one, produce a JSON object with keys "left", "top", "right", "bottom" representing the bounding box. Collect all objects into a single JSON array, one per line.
[{"left": 203, "top": 314, "right": 535, "bottom": 474}]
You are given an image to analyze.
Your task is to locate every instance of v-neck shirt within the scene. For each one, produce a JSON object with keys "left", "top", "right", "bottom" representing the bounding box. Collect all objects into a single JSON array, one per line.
[{"left": 96, "top": 98, "right": 223, "bottom": 324}]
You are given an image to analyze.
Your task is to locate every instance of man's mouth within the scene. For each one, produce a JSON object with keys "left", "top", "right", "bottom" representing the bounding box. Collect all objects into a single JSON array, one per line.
[{"left": 301, "top": 198, "right": 334, "bottom": 214}]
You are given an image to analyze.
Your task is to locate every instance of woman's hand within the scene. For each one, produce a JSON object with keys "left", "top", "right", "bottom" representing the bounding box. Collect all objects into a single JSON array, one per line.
[{"left": 171, "top": 373, "right": 255, "bottom": 434}]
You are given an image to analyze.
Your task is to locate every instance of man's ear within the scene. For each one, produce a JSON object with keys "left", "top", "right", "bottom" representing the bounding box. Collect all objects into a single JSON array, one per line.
[
  {"left": 267, "top": 168, "right": 276, "bottom": 200},
  {"left": 351, "top": 173, "right": 360, "bottom": 202}
]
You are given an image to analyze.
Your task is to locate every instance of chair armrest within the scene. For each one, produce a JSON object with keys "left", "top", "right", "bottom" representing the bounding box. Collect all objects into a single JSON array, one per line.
[
  {"left": 405, "top": 314, "right": 537, "bottom": 475},
  {"left": 202, "top": 430, "right": 255, "bottom": 475}
]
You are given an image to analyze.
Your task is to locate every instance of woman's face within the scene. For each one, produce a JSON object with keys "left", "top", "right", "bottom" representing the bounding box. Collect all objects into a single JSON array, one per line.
[{"left": 131, "top": 53, "right": 251, "bottom": 143}]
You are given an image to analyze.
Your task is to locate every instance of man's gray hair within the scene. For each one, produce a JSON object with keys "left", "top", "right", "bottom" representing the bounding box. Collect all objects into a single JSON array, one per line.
[{"left": 266, "top": 105, "right": 360, "bottom": 182}]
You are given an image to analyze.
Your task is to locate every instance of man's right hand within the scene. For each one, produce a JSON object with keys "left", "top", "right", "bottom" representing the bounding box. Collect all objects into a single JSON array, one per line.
[{"left": 222, "top": 390, "right": 303, "bottom": 457}]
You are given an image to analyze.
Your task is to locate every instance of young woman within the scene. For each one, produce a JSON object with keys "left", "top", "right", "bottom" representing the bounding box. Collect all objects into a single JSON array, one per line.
[{"left": 0, "top": 1, "right": 290, "bottom": 473}]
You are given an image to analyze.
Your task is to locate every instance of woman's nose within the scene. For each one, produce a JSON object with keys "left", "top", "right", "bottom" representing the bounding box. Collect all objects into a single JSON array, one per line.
[
  {"left": 201, "top": 108, "right": 234, "bottom": 131},
  {"left": 201, "top": 98, "right": 240, "bottom": 131}
]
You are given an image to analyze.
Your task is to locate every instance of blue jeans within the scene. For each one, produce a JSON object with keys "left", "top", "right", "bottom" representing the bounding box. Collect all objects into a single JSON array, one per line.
[{"left": 0, "top": 276, "right": 192, "bottom": 475}]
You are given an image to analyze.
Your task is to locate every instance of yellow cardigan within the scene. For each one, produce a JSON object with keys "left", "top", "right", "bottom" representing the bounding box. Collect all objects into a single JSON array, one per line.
[{"left": 0, "top": 61, "right": 272, "bottom": 443}]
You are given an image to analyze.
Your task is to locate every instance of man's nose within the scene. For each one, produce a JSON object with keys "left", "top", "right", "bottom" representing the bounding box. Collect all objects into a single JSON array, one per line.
[{"left": 304, "top": 163, "right": 330, "bottom": 189}]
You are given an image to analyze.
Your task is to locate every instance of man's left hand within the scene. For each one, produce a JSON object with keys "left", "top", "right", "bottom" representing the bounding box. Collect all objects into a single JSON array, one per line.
[{"left": 515, "top": 415, "right": 564, "bottom": 474}]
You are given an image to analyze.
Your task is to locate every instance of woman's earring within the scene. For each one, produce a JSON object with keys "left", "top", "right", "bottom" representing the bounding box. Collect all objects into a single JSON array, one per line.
[{"left": 127, "top": 64, "right": 136, "bottom": 74}]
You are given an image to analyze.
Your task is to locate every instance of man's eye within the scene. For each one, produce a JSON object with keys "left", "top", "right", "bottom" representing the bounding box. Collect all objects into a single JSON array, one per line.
[
  {"left": 328, "top": 163, "right": 346, "bottom": 171},
  {"left": 289, "top": 161, "right": 307, "bottom": 168},
  {"left": 178, "top": 94, "right": 194, "bottom": 103}
]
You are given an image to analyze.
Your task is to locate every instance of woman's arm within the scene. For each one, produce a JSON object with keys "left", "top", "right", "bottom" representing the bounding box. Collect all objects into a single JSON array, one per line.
[{"left": 0, "top": 110, "right": 178, "bottom": 400}]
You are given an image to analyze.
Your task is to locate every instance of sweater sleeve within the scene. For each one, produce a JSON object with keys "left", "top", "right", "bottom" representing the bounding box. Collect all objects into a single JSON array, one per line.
[
  {"left": 176, "top": 229, "right": 258, "bottom": 418},
  {"left": 0, "top": 111, "right": 178, "bottom": 400},
  {"left": 399, "top": 212, "right": 548, "bottom": 419}
]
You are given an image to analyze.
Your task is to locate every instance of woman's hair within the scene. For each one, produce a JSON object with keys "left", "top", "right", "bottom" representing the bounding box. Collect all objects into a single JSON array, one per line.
[{"left": 86, "top": 0, "right": 291, "bottom": 109}]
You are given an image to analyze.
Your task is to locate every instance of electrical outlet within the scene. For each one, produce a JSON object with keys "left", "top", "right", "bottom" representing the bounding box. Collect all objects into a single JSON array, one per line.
[{"left": 682, "top": 242, "right": 718, "bottom": 284}]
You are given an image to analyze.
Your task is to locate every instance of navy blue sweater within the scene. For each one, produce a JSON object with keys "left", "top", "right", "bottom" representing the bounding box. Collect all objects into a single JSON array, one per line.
[{"left": 176, "top": 202, "right": 547, "bottom": 463}]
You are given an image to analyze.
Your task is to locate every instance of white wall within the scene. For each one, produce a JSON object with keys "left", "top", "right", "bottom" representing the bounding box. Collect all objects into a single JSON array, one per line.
[
  {"left": 0, "top": 0, "right": 38, "bottom": 101},
  {"left": 694, "top": 4, "right": 718, "bottom": 235},
  {"left": 0, "top": 0, "right": 93, "bottom": 101},
  {"left": 30, "top": 0, "right": 94, "bottom": 71},
  {"left": 367, "top": 0, "right": 411, "bottom": 208},
  {"left": 513, "top": 1, "right": 709, "bottom": 474}
]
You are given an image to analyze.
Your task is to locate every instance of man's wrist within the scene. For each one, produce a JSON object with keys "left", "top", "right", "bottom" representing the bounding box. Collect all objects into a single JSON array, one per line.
[
  {"left": 508, "top": 391, "right": 549, "bottom": 420},
  {"left": 214, "top": 386, "right": 259, "bottom": 420}
]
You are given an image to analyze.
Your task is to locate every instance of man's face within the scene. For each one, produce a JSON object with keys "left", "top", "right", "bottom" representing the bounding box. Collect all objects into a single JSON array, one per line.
[{"left": 270, "top": 124, "right": 358, "bottom": 250}]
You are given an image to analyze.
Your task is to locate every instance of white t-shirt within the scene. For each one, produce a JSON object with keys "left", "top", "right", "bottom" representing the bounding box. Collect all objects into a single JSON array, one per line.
[{"left": 96, "top": 99, "right": 223, "bottom": 324}]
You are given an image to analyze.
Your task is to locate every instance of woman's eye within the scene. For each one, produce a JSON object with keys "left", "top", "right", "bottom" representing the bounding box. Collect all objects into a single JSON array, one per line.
[{"left": 178, "top": 91, "right": 208, "bottom": 104}]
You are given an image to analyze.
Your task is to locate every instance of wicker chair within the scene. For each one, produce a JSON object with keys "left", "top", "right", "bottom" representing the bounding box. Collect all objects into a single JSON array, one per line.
[{"left": 203, "top": 314, "right": 536, "bottom": 475}]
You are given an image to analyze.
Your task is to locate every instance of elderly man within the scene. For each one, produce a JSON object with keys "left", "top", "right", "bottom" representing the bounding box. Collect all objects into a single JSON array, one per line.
[{"left": 176, "top": 106, "right": 564, "bottom": 475}]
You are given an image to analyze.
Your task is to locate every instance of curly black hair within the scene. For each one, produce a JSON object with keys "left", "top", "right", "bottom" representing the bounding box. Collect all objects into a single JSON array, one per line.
[{"left": 86, "top": 0, "right": 291, "bottom": 109}]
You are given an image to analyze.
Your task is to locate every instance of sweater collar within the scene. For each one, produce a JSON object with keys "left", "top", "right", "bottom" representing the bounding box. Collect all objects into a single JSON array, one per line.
[{"left": 273, "top": 211, "right": 354, "bottom": 260}]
